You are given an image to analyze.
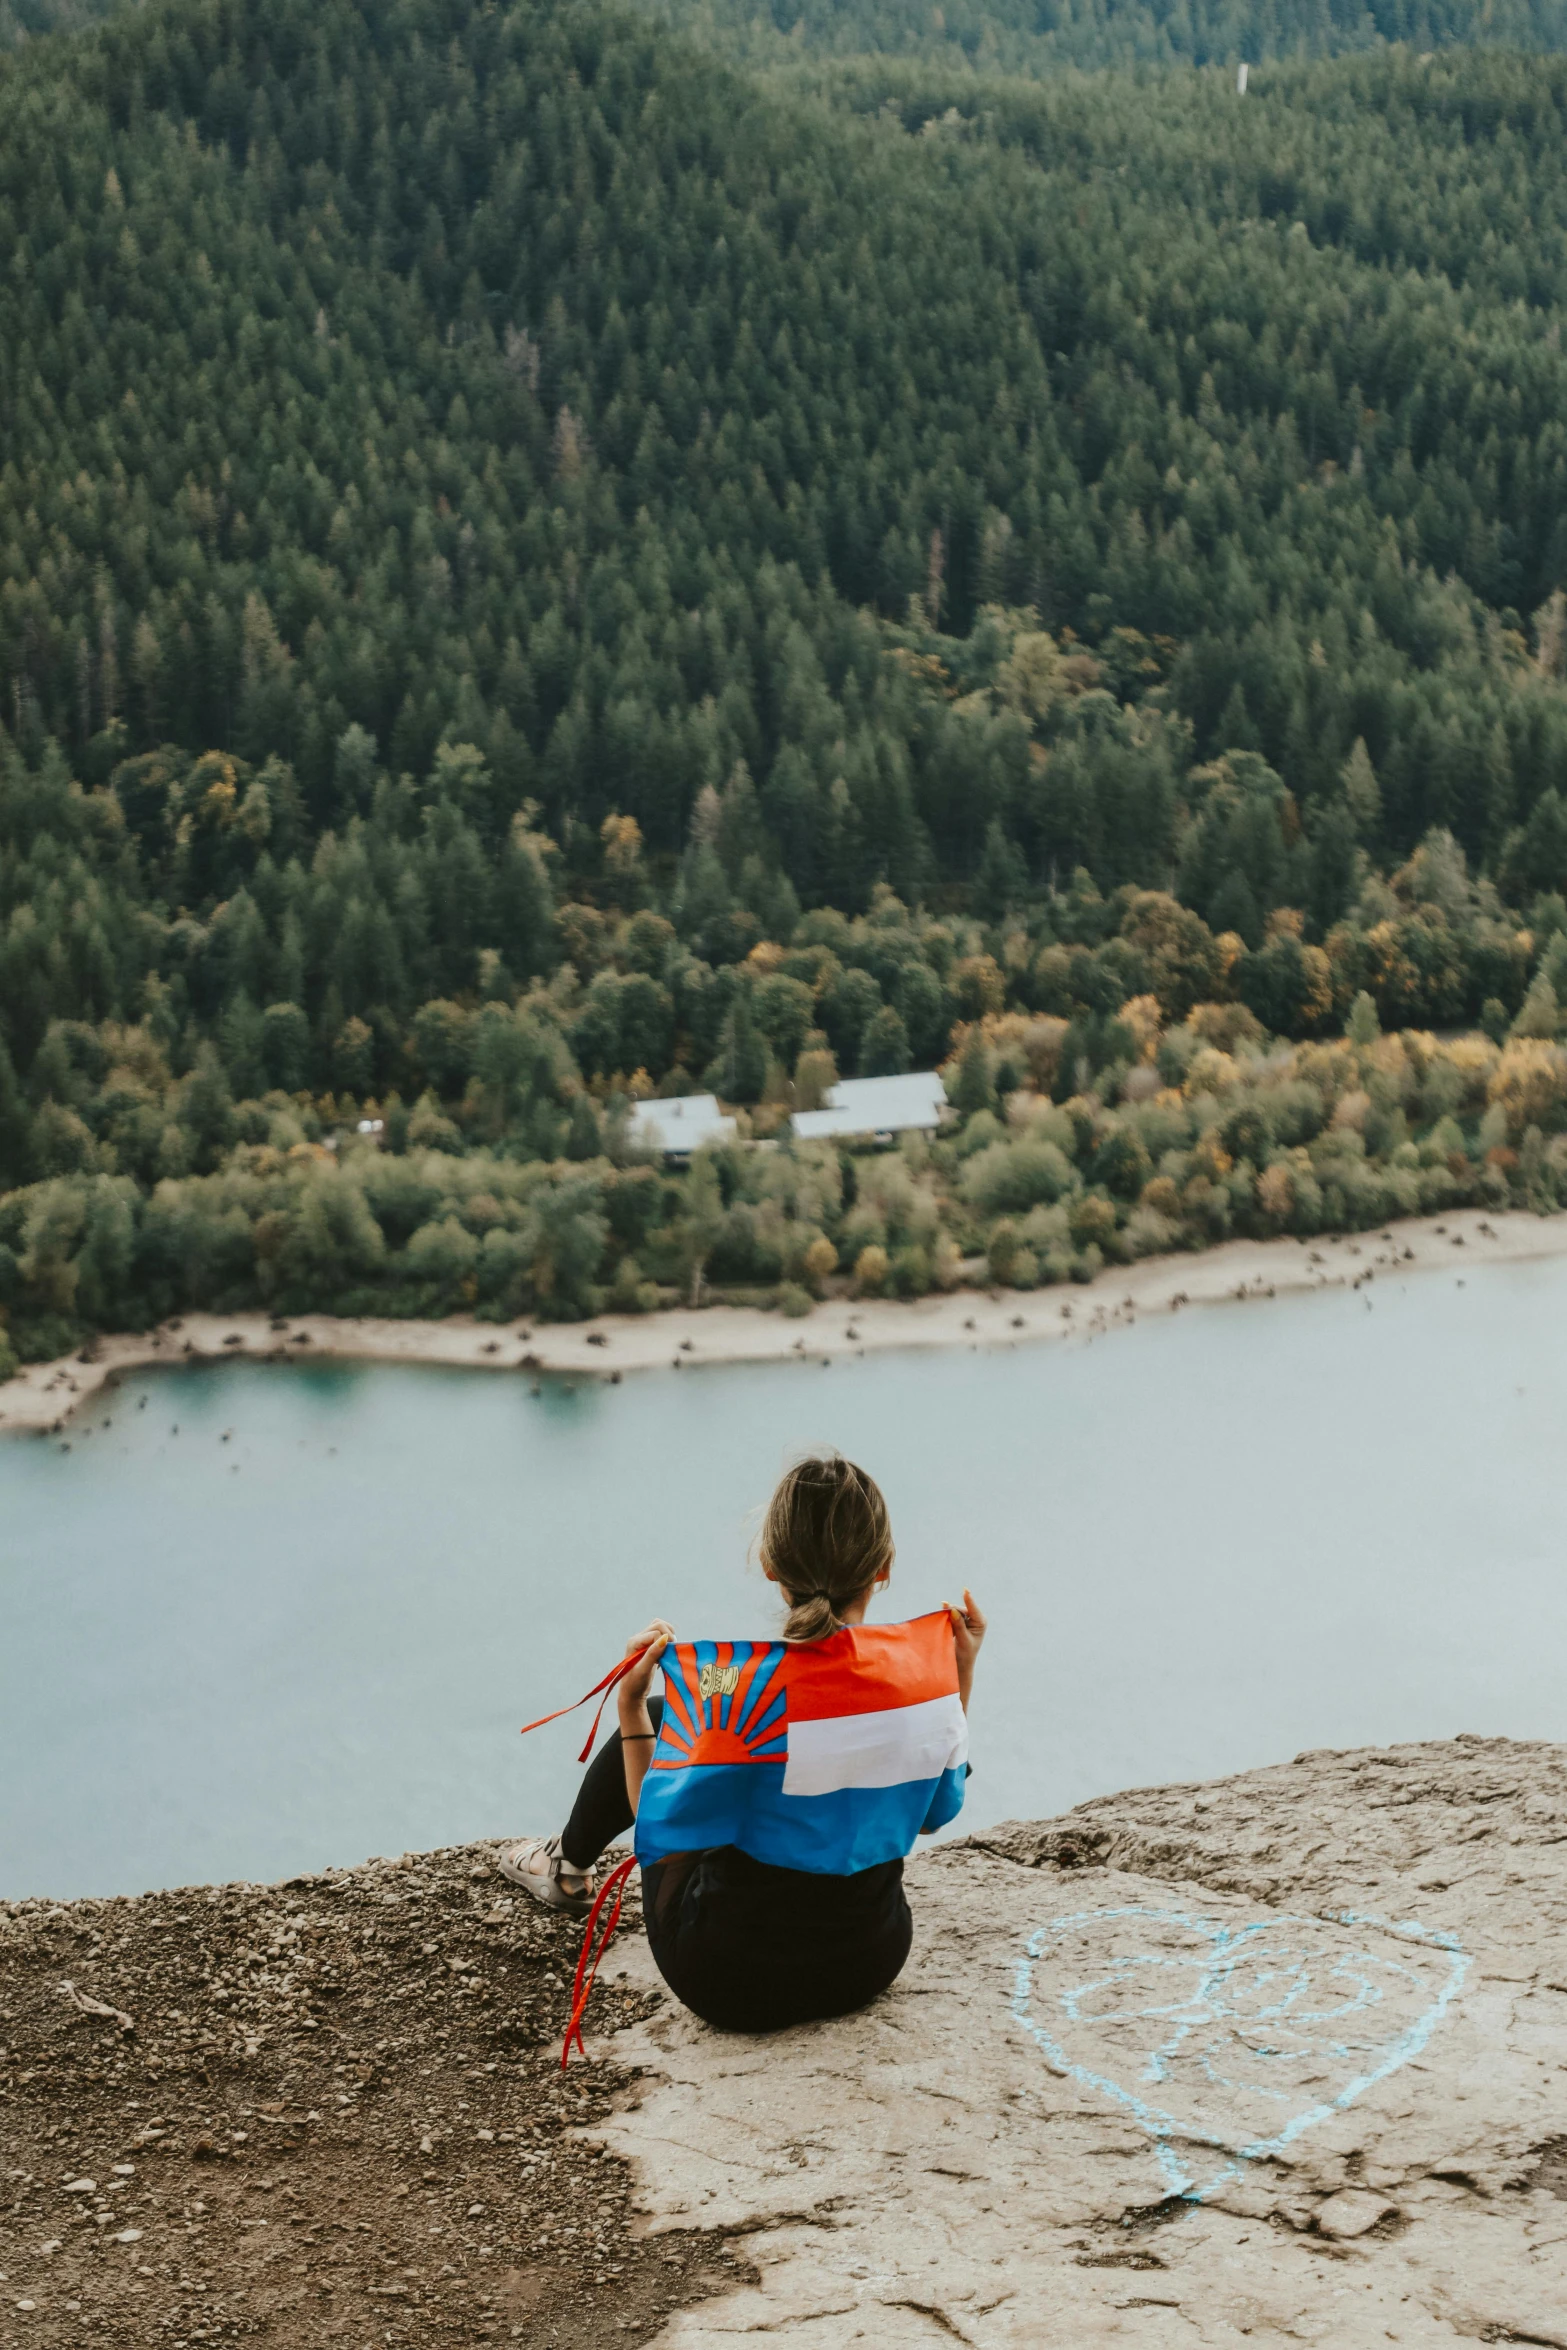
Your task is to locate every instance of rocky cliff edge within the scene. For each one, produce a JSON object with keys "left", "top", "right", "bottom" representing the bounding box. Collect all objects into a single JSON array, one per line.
[{"left": 3, "top": 1738, "right": 1565, "bottom": 2347}]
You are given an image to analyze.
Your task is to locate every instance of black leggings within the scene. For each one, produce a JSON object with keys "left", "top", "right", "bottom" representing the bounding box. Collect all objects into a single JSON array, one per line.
[
  {"left": 561, "top": 1701, "right": 913, "bottom": 2034},
  {"left": 560, "top": 1699, "right": 667, "bottom": 1875}
]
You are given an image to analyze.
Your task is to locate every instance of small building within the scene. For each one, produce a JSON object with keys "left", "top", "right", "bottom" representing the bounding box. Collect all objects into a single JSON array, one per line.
[
  {"left": 791, "top": 1071, "right": 949, "bottom": 1144},
  {"left": 627, "top": 1093, "right": 739, "bottom": 1162}
]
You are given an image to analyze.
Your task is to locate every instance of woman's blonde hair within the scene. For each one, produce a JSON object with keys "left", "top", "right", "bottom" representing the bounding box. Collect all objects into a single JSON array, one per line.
[{"left": 761, "top": 1453, "right": 893, "bottom": 1642}]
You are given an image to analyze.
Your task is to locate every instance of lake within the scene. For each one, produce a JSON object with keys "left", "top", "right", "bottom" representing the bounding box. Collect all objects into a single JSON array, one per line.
[{"left": 4, "top": 1254, "right": 1566, "bottom": 1902}]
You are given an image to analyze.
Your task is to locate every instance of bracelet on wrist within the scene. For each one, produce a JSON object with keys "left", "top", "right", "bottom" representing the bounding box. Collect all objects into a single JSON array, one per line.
[{"left": 621, "top": 1731, "right": 657, "bottom": 1741}]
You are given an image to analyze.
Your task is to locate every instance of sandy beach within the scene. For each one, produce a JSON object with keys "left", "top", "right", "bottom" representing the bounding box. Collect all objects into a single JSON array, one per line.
[{"left": 1, "top": 1201, "right": 1560, "bottom": 1435}]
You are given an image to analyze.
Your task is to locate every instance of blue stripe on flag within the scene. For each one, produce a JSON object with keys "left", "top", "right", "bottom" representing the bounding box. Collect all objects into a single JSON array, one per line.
[{"left": 635, "top": 1761, "right": 968, "bottom": 1876}]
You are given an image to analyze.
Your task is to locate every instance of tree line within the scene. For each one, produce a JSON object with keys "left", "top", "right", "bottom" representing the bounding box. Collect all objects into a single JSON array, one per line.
[
  {"left": 638, "top": 0, "right": 1567, "bottom": 76},
  {"left": 0, "top": 0, "right": 120, "bottom": 50},
  {"left": 16, "top": 0, "right": 1567, "bottom": 62}
]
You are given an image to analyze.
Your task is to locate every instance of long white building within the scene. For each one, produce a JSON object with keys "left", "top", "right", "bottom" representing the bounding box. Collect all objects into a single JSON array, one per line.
[{"left": 791, "top": 1071, "right": 949, "bottom": 1143}]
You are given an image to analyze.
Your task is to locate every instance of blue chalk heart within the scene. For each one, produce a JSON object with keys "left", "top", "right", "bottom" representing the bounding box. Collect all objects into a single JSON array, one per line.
[{"left": 1013, "top": 1902, "right": 1468, "bottom": 2203}]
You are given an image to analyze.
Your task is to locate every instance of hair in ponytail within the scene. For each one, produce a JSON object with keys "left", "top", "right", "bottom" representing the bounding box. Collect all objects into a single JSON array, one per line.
[
  {"left": 780, "top": 1589, "right": 839, "bottom": 1643},
  {"left": 761, "top": 1454, "right": 893, "bottom": 1643}
]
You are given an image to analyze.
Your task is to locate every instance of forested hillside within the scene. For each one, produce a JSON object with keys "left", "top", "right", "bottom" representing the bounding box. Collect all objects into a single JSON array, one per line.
[
  {"left": 6, "top": 0, "right": 1567, "bottom": 1365},
  {"left": 7, "top": 6, "right": 1567, "bottom": 872}
]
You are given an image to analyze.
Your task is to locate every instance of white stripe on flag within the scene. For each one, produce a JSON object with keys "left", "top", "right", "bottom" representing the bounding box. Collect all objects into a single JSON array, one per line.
[{"left": 783, "top": 1692, "right": 968, "bottom": 1798}]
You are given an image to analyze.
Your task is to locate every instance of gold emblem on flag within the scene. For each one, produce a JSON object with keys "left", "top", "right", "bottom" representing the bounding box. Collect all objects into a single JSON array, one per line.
[{"left": 698, "top": 1662, "right": 742, "bottom": 1700}]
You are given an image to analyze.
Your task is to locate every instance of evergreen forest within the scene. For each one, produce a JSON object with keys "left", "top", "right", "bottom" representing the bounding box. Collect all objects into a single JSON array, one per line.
[{"left": 6, "top": 0, "right": 1567, "bottom": 1369}]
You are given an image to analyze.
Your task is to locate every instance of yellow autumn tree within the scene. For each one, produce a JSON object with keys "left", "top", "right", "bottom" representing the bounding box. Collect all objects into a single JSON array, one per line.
[{"left": 1488, "top": 1039, "right": 1567, "bottom": 1138}]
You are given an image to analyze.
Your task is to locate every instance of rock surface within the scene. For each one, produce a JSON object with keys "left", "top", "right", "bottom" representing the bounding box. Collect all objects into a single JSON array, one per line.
[
  {"left": 5, "top": 1739, "right": 1565, "bottom": 2346},
  {"left": 597, "top": 1737, "right": 1567, "bottom": 2346}
]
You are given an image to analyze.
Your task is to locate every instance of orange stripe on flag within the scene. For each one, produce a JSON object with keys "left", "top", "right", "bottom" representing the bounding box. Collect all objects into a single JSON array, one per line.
[{"left": 781, "top": 1610, "right": 957, "bottom": 1722}]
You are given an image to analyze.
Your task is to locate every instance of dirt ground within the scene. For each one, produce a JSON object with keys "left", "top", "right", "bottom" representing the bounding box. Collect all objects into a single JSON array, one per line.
[{"left": 0, "top": 1843, "right": 748, "bottom": 2348}]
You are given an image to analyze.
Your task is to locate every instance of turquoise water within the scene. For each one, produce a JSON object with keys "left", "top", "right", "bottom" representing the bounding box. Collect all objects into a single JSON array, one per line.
[{"left": 5, "top": 1255, "right": 1567, "bottom": 1901}]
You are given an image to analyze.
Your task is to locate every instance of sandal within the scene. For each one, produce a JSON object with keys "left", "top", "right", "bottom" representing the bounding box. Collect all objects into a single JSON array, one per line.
[{"left": 495, "top": 1833, "right": 596, "bottom": 1914}]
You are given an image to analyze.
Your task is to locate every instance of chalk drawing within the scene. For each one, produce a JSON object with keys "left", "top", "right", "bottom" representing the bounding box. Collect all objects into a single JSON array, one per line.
[{"left": 1012, "top": 1902, "right": 1468, "bottom": 2202}]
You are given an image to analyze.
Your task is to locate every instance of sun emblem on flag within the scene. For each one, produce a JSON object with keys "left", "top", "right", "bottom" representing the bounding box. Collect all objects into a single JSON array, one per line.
[{"left": 655, "top": 1642, "right": 788, "bottom": 1769}]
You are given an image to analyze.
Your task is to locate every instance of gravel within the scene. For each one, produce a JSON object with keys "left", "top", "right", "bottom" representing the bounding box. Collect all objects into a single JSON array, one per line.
[{"left": 0, "top": 1842, "right": 748, "bottom": 2346}]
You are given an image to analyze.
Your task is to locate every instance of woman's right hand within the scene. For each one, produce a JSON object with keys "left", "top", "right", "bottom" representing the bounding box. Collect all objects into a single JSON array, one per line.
[
  {"left": 618, "top": 1620, "right": 675, "bottom": 1712},
  {"left": 617, "top": 1620, "right": 674, "bottom": 1813}
]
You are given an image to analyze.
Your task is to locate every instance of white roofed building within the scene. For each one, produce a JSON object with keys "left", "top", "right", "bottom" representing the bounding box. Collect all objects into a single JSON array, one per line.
[
  {"left": 791, "top": 1071, "right": 949, "bottom": 1143},
  {"left": 627, "top": 1093, "right": 739, "bottom": 1160}
]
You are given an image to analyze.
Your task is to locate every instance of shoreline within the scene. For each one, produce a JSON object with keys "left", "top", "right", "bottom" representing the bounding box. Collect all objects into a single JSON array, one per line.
[{"left": 1, "top": 1201, "right": 1561, "bottom": 1434}]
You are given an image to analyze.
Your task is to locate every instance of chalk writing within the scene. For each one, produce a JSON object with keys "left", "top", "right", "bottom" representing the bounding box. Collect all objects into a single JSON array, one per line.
[{"left": 1013, "top": 1902, "right": 1468, "bottom": 2202}]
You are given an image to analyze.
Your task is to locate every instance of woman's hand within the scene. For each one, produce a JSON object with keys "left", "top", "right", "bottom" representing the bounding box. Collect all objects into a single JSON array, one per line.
[
  {"left": 946, "top": 1589, "right": 987, "bottom": 1713},
  {"left": 617, "top": 1619, "right": 674, "bottom": 1817},
  {"left": 618, "top": 1620, "right": 674, "bottom": 1714}
]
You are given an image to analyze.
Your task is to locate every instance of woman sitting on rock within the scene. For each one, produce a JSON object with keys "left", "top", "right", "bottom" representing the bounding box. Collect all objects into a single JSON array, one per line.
[{"left": 498, "top": 1452, "right": 985, "bottom": 2034}]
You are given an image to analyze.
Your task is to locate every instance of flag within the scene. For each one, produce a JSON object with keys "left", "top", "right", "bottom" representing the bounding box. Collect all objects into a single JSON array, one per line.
[{"left": 634, "top": 1610, "right": 968, "bottom": 1876}]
